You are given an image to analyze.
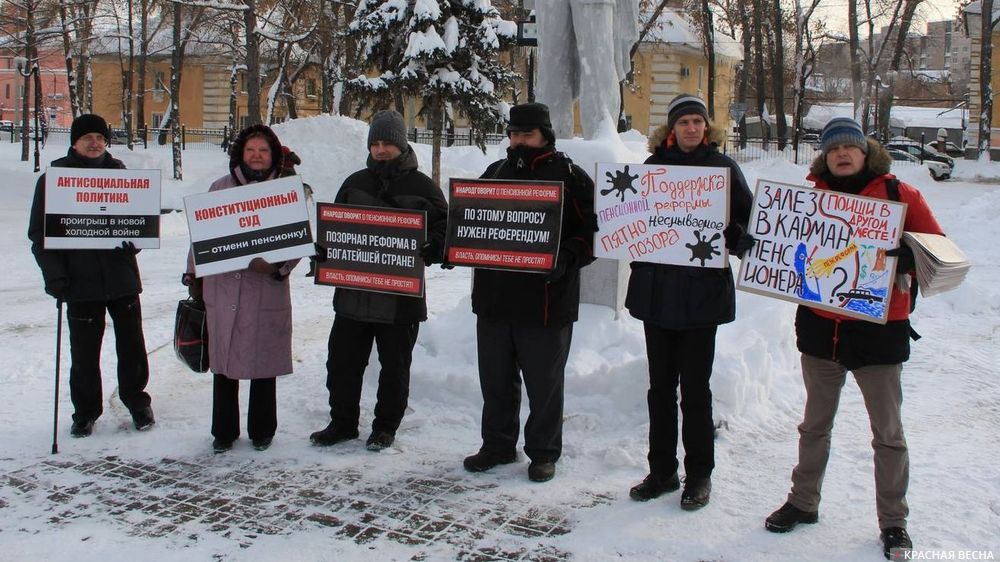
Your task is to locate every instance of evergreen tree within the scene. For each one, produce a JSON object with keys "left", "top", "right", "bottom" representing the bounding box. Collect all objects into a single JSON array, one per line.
[{"left": 347, "top": 0, "right": 518, "bottom": 183}]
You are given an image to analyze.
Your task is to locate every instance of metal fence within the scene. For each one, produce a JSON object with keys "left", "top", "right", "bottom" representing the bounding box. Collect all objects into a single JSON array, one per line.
[
  {"left": 721, "top": 136, "right": 822, "bottom": 166},
  {"left": 409, "top": 128, "right": 506, "bottom": 147},
  {"left": 4, "top": 125, "right": 231, "bottom": 152}
]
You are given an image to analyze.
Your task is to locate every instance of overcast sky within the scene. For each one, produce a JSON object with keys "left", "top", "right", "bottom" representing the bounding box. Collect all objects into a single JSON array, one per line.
[{"left": 816, "top": 0, "right": 963, "bottom": 35}]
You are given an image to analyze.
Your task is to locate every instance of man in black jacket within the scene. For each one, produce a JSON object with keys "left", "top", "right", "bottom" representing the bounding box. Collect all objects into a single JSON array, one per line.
[
  {"left": 463, "top": 102, "right": 597, "bottom": 483},
  {"left": 624, "top": 94, "right": 753, "bottom": 510},
  {"left": 28, "top": 113, "right": 154, "bottom": 438},
  {"left": 310, "top": 110, "right": 449, "bottom": 451}
]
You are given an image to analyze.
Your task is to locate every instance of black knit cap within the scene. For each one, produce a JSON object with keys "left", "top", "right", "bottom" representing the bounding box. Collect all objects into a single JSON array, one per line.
[
  {"left": 229, "top": 124, "right": 284, "bottom": 177},
  {"left": 507, "top": 102, "right": 555, "bottom": 145},
  {"left": 368, "top": 110, "right": 409, "bottom": 151},
  {"left": 71, "top": 113, "right": 111, "bottom": 145},
  {"left": 666, "top": 94, "right": 709, "bottom": 132}
]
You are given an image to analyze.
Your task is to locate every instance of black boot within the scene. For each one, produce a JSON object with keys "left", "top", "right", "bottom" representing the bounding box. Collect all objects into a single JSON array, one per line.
[
  {"left": 765, "top": 502, "right": 819, "bottom": 533},
  {"left": 680, "top": 477, "right": 711, "bottom": 511},
  {"left": 309, "top": 422, "right": 358, "bottom": 446},
  {"left": 131, "top": 406, "right": 155, "bottom": 431},
  {"left": 629, "top": 473, "right": 681, "bottom": 501},
  {"left": 527, "top": 461, "right": 556, "bottom": 483},
  {"left": 365, "top": 430, "right": 395, "bottom": 452},
  {"left": 70, "top": 418, "right": 96, "bottom": 438},
  {"left": 463, "top": 449, "right": 516, "bottom": 472},
  {"left": 881, "top": 527, "right": 912, "bottom": 560}
]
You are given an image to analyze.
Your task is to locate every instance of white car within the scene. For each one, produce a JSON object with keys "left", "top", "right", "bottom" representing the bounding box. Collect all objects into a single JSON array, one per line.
[{"left": 887, "top": 148, "right": 950, "bottom": 181}]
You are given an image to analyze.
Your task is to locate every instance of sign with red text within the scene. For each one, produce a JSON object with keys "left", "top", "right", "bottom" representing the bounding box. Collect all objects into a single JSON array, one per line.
[
  {"left": 315, "top": 203, "right": 426, "bottom": 297},
  {"left": 43, "top": 168, "right": 161, "bottom": 249},
  {"left": 594, "top": 163, "right": 730, "bottom": 268},
  {"left": 736, "top": 179, "right": 907, "bottom": 323},
  {"left": 446, "top": 178, "right": 563, "bottom": 272},
  {"left": 184, "top": 176, "right": 313, "bottom": 277}
]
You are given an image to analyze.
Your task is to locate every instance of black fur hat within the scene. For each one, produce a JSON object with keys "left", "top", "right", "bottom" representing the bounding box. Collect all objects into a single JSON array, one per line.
[{"left": 229, "top": 124, "right": 284, "bottom": 178}]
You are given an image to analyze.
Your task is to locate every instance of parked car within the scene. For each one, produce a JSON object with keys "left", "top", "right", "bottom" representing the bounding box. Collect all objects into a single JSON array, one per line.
[
  {"left": 884, "top": 139, "right": 954, "bottom": 174},
  {"left": 0, "top": 120, "right": 13, "bottom": 132},
  {"left": 887, "top": 148, "right": 951, "bottom": 181}
]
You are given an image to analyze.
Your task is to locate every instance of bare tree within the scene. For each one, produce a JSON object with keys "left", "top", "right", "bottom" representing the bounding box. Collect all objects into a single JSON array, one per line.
[
  {"left": 979, "top": 0, "right": 995, "bottom": 157},
  {"left": 771, "top": 0, "right": 787, "bottom": 148}
]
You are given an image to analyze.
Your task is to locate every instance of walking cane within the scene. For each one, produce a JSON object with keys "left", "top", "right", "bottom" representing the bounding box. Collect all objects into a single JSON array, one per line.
[{"left": 52, "top": 298, "right": 63, "bottom": 455}]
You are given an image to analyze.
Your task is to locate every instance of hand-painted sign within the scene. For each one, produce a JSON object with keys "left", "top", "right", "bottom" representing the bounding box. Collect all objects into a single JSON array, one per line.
[
  {"left": 446, "top": 178, "right": 563, "bottom": 273},
  {"left": 315, "top": 203, "right": 426, "bottom": 297},
  {"left": 594, "top": 163, "right": 730, "bottom": 268},
  {"left": 184, "top": 176, "right": 313, "bottom": 277},
  {"left": 736, "top": 179, "right": 908, "bottom": 323},
  {"left": 44, "top": 168, "right": 161, "bottom": 249}
]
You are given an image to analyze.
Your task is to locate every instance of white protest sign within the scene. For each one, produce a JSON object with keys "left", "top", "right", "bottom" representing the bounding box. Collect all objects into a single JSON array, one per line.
[
  {"left": 736, "top": 179, "right": 907, "bottom": 323},
  {"left": 594, "top": 163, "right": 730, "bottom": 268},
  {"left": 184, "top": 176, "right": 313, "bottom": 277},
  {"left": 44, "top": 168, "right": 161, "bottom": 249}
]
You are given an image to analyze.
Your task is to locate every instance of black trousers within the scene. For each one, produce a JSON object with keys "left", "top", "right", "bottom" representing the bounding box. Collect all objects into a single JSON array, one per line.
[
  {"left": 212, "top": 374, "right": 276, "bottom": 441},
  {"left": 326, "top": 315, "right": 419, "bottom": 434},
  {"left": 476, "top": 318, "right": 572, "bottom": 463},
  {"left": 643, "top": 323, "right": 717, "bottom": 479},
  {"left": 66, "top": 295, "right": 150, "bottom": 423}
]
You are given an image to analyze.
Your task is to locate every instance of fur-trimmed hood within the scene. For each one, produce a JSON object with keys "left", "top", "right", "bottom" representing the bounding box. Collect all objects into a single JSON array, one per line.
[
  {"left": 647, "top": 121, "right": 727, "bottom": 153},
  {"left": 808, "top": 138, "right": 891, "bottom": 178}
]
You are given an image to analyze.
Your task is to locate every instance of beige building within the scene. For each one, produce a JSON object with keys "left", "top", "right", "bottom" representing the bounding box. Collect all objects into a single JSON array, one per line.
[{"left": 963, "top": 1, "right": 1000, "bottom": 156}]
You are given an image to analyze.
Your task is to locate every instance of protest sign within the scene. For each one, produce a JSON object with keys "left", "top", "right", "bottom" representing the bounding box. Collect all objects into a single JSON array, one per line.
[
  {"left": 315, "top": 203, "right": 426, "bottom": 297},
  {"left": 446, "top": 178, "right": 563, "bottom": 272},
  {"left": 594, "top": 163, "right": 730, "bottom": 268},
  {"left": 184, "top": 176, "right": 313, "bottom": 277},
  {"left": 43, "top": 168, "right": 161, "bottom": 249},
  {"left": 736, "top": 179, "right": 907, "bottom": 323}
]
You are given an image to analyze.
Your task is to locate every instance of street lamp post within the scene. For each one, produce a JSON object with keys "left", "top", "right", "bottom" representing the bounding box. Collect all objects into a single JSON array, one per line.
[{"left": 15, "top": 56, "right": 42, "bottom": 173}]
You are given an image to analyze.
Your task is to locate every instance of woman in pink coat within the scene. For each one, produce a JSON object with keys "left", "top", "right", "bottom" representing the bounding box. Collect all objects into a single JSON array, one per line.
[{"left": 183, "top": 125, "right": 300, "bottom": 453}]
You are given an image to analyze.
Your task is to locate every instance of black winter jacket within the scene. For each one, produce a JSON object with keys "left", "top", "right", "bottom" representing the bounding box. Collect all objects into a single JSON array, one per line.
[
  {"left": 332, "top": 148, "right": 448, "bottom": 324},
  {"left": 624, "top": 136, "right": 753, "bottom": 330},
  {"left": 471, "top": 147, "right": 597, "bottom": 327},
  {"left": 28, "top": 148, "right": 143, "bottom": 302}
]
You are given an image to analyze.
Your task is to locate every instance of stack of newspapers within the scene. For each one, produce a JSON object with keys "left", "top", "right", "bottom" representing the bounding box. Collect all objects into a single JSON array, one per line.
[{"left": 900, "top": 232, "right": 971, "bottom": 297}]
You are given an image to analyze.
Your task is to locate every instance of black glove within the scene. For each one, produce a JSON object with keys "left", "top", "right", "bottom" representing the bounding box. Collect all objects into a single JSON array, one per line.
[
  {"left": 313, "top": 243, "right": 329, "bottom": 264},
  {"left": 723, "top": 223, "right": 756, "bottom": 259},
  {"left": 182, "top": 273, "right": 202, "bottom": 299},
  {"left": 271, "top": 262, "right": 288, "bottom": 282},
  {"left": 546, "top": 251, "right": 576, "bottom": 283},
  {"left": 114, "top": 241, "right": 139, "bottom": 255},
  {"left": 886, "top": 244, "right": 916, "bottom": 274},
  {"left": 45, "top": 278, "right": 69, "bottom": 300},
  {"left": 419, "top": 240, "right": 444, "bottom": 266}
]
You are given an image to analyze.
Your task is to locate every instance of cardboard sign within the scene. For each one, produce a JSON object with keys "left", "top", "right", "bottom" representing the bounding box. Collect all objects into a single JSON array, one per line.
[
  {"left": 184, "top": 176, "right": 313, "bottom": 277},
  {"left": 736, "top": 179, "right": 908, "bottom": 323},
  {"left": 43, "top": 168, "right": 162, "bottom": 249},
  {"left": 446, "top": 178, "right": 563, "bottom": 272},
  {"left": 594, "top": 163, "right": 730, "bottom": 268},
  {"left": 315, "top": 203, "right": 426, "bottom": 297}
]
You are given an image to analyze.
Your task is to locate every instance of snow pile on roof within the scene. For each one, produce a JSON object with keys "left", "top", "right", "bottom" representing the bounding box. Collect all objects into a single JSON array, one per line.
[{"left": 643, "top": 9, "right": 743, "bottom": 61}]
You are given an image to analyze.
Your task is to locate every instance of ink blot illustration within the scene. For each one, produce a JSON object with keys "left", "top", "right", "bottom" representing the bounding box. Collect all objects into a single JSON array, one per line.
[
  {"left": 601, "top": 166, "right": 638, "bottom": 202},
  {"left": 686, "top": 230, "right": 721, "bottom": 266}
]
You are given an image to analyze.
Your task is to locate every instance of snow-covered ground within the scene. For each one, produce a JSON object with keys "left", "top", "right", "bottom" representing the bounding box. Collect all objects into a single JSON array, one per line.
[{"left": 1, "top": 116, "right": 998, "bottom": 561}]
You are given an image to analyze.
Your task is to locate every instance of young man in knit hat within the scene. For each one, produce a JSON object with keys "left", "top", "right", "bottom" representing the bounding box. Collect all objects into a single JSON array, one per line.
[
  {"left": 764, "top": 117, "right": 944, "bottom": 559},
  {"left": 27, "top": 113, "right": 155, "bottom": 438},
  {"left": 310, "top": 110, "right": 449, "bottom": 451},
  {"left": 462, "top": 102, "right": 597, "bottom": 483},
  {"left": 625, "top": 93, "right": 753, "bottom": 510}
]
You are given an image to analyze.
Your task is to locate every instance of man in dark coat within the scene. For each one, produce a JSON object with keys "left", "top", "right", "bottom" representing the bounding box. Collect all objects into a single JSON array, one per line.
[
  {"left": 28, "top": 113, "right": 154, "bottom": 438},
  {"left": 764, "top": 117, "right": 944, "bottom": 560},
  {"left": 462, "top": 102, "right": 597, "bottom": 483},
  {"left": 624, "top": 94, "right": 753, "bottom": 510},
  {"left": 310, "top": 110, "right": 449, "bottom": 451}
]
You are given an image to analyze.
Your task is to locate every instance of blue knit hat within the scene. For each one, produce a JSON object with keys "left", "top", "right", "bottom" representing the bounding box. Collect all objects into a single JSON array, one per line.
[{"left": 820, "top": 117, "right": 868, "bottom": 155}]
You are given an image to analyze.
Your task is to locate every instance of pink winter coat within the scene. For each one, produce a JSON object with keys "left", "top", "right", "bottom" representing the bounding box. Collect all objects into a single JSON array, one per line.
[{"left": 186, "top": 168, "right": 300, "bottom": 380}]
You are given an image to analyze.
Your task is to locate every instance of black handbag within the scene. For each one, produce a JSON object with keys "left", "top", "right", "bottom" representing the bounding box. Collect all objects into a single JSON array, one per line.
[{"left": 174, "top": 298, "right": 209, "bottom": 373}]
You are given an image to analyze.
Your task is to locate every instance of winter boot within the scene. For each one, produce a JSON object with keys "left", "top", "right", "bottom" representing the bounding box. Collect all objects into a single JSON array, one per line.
[
  {"left": 680, "top": 477, "right": 711, "bottom": 511},
  {"left": 70, "top": 418, "right": 95, "bottom": 438},
  {"left": 881, "top": 527, "right": 912, "bottom": 560},
  {"left": 252, "top": 437, "right": 273, "bottom": 451},
  {"left": 528, "top": 461, "right": 556, "bottom": 483},
  {"left": 365, "top": 430, "right": 395, "bottom": 452},
  {"left": 212, "top": 438, "right": 234, "bottom": 453},
  {"left": 463, "top": 449, "right": 517, "bottom": 473},
  {"left": 309, "top": 422, "right": 358, "bottom": 446},
  {"left": 629, "top": 472, "right": 681, "bottom": 501},
  {"left": 765, "top": 502, "right": 819, "bottom": 533},
  {"left": 131, "top": 406, "right": 155, "bottom": 431}
]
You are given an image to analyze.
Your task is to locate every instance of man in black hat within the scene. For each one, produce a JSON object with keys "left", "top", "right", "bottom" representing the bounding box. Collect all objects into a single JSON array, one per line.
[
  {"left": 310, "top": 110, "right": 449, "bottom": 452},
  {"left": 624, "top": 93, "right": 753, "bottom": 510},
  {"left": 28, "top": 113, "right": 154, "bottom": 438},
  {"left": 462, "top": 102, "right": 597, "bottom": 483}
]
